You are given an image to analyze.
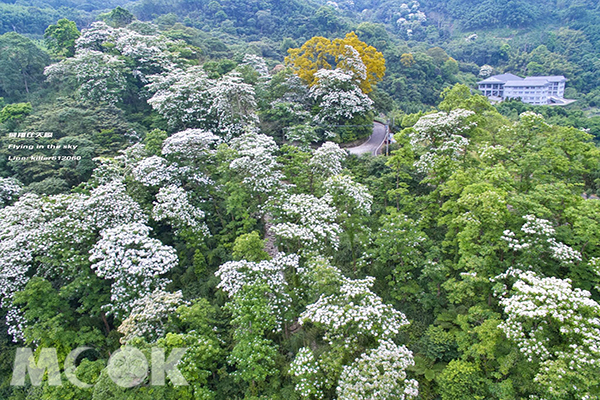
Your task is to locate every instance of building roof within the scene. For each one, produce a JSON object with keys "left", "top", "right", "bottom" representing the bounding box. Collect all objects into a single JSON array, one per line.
[
  {"left": 525, "top": 76, "right": 567, "bottom": 83},
  {"left": 477, "top": 73, "right": 523, "bottom": 85},
  {"left": 478, "top": 74, "right": 567, "bottom": 86},
  {"left": 548, "top": 96, "right": 576, "bottom": 105},
  {"left": 504, "top": 79, "right": 550, "bottom": 87}
]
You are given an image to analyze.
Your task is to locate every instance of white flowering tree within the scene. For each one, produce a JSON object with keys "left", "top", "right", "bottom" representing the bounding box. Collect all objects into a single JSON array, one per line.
[
  {"left": 335, "top": 45, "right": 368, "bottom": 83},
  {"left": 89, "top": 222, "right": 178, "bottom": 318},
  {"left": 324, "top": 174, "right": 373, "bottom": 266},
  {"left": 75, "top": 21, "right": 116, "bottom": 51},
  {"left": 290, "top": 258, "right": 415, "bottom": 399},
  {"left": 0, "top": 194, "right": 47, "bottom": 340},
  {"left": 44, "top": 49, "right": 128, "bottom": 105},
  {"left": 289, "top": 347, "right": 328, "bottom": 399},
  {"left": 161, "top": 128, "right": 220, "bottom": 161},
  {"left": 131, "top": 155, "right": 177, "bottom": 187},
  {"left": 82, "top": 180, "right": 148, "bottom": 233},
  {"left": 0, "top": 183, "right": 149, "bottom": 340},
  {"left": 117, "top": 289, "right": 187, "bottom": 343},
  {"left": 155, "top": 129, "right": 220, "bottom": 192},
  {"left": 153, "top": 184, "right": 210, "bottom": 238},
  {"left": 41, "top": 20, "right": 202, "bottom": 115},
  {"left": 408, "top": 109, "right": 476, "bottom": 179},
  {"left": 410, "top": 108, "right": 475, "bottom": 149},
  {"left": 301, "top": 275, "right": 409, "bottom": 348},
  {"left": 324, "top": 174, "right": 372, "bottom": 216},
  {"left": 147, "top": 67, "right": 215, "bottom": 130},
  {"left": 149, "top": 69, "right": 259, "bottom": 139},
  {"left": 111, "top": 28, "right": 178, "bottom": 78},
  {"left": 496, "top": 268, "right": 600, "bottom": 398},
  {"left": 75, "top": 20, "right": 194, "bottom": 82},
  {"left": 395, "top": 1, "right": 427, "bottom": 37},
  {"left": 228, "top": 130, "right": 285, "bottom": 198},
  {"left": 309, "top": 141, "right": 347, "bottom": 179},
  {"left": 240, "top": 53, "right": 270, "bottom": 80},
  {"left": 209, "top": 72, "right": 259, "bottom": 140},
  {"left": 337, "top": 340, "right": 419, "bottom": 400},
  {"left": 117, "top": 141, "right": 148, "bottom": 163},
  {"left": 479, "top": 64, "right": 494, "bottom": 78},
  {"left": 0, "top": 177, "right": 22, "bottom": 207},
  {"left": 215, "top": 254, "right": 299, "bottom": 389},
  {"left": 0, "top": 187, "right": 138, "bottom": 340},
  {"left": 501, "top": 214, "right": 582, "bottom": 274},
  {"left": 216, "top": 254, "right": 298, "bottom": 329},
  {"left": 309, "top": 68, "right": 373, "bottom": 129},
  {"left": 271, "top": 194, "right": 341, "bottom": 254}
]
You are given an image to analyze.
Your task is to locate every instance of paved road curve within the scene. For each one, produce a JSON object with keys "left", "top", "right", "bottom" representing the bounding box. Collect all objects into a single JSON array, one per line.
[{"left": 346, "top": 122, "right": 387, "bottom": 156}]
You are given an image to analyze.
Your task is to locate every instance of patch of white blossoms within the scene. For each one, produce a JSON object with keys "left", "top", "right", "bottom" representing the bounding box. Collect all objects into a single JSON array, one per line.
[
  {"left": 89, "top": 157, "right": 126, "bottom": 185},
  {"left": 0, "top": 177, "right": 22, "bottom": 207},
  {"left": 241, "top": 53, "right": 270, "bottom": 79},
  {"left": 310, "top": 141, "right": 347, "bottom": 177},
  {"left": 132, "top": 155, "right": 177, "bottom": 186},
  {"left": 410, "top": 109, "right": 475, "bottom": 174},
  {"left": 46, "top": 21, "right": 199, "bottom": 105},
  {"left": 115, "top": 142, "right": 147, "bottom": 168},
  {"left": 496, "top": 268, "right": 600, "bottom": 396},
  {"left": 82, "top": 181, "right": 148, "bottom": 232},
  {"left": 112, "top": 28, "right": 176, "bottom": 77},
  {"left": 501, "top": 215, "right": 582, "bottom": 264},
  {"left": 479, "top": 64, "right": 494, "bottom": 78},
  {"left": 477, "top": 143, "right": 510, "bottom": 163},
  {"left": 0, "top": 194, "right": 46, "bottom": 340},
  {"left": 413, "top": 135, "right": 470, "bottom": 174},
  {"left": 396, "top": 1, "right": 427, "bottom": 37},
  {"left": 75, "top": 21, "right": 191, "bottom": 80},
  {"left": 271, "top": 194, "right": 341, "bottom": 252},
  {"left": 153, "top": 185, "right": 209, "bottom": 236},
  {"left": 411, "top": 109, "right": 475, "bottom": 147},
  {"left": 162, "top": 129, "right": 220, "bottom": 160},
  {"left": 118, "top": 289, "right": 187, "bottom": 344},
  {"left": 0, "top": 183, "right": 150, "bottom": 339},
  {"left": 300, "top": 271, "right": 409, "bottom": 347},
  {"left": 325, "top": 174, "right": 373, "bottom": 215},
  {"left": 147, "top": 67, "right": 214, "bottom": 129},
  {"left": 229, "top": 130, "right": 285, "bottom": 196},
  {"left": 291, "top": 259, "right": 414, "bottom": 399},
  {"left": 309, "top": 68, "right": 373, "bottom": 125},
  {"left": 209, "top": 72, "right": 259, "bottom": 140},
  {"left": 215, "top": 254, "right": 298, "bottom": 329},
  {"left": 75, "top": 21, "right": 116, "bottom": 51},
  {"left": 337, "top": 340, "right": 419, "bottom": 400},
  {"left": 89, "top": 222, "right": 178, "bottom": 318},
  {"left": 337, "top": 45, "right": 367, "bottom": 82},
  {"left": 44, "top": 49, "right": 128, "bottom": 105},
  {"left": 289, "top": 347, "right": 328, "bottom": 399}
]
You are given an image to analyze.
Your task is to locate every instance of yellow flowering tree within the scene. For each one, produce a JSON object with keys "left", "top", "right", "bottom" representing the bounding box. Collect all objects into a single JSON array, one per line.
[{"left": 285, "top": 32, "right": 385, "bottom": 93}]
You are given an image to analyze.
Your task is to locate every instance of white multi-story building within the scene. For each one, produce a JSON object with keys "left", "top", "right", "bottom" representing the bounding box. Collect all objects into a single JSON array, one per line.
[{"left": 477, "top": 74, "right": 569, "bottom": 105}]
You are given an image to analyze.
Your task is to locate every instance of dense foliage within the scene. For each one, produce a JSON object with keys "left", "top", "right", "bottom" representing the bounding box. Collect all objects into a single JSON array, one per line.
[{"left": 2, "top": 1, "right": 600, "bottom": 399}]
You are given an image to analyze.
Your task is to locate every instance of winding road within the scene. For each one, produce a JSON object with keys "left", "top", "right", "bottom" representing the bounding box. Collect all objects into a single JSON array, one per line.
[{"left": 346, "top": 122, "right": 388, "bottom": 156}]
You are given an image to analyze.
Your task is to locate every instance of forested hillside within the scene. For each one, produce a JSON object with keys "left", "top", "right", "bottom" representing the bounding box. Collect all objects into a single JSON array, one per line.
[{"left": 2, "top": 1, "right": 600, "bottom": 399}]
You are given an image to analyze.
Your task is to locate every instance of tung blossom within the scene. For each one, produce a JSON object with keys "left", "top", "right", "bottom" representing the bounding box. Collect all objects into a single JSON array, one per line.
[
  {"left": 89, "top": 222, "right": 178, "bottom": 318},
  {"left": 337, "top": 340, "right": 419, "bottom": 400},
  {"left": 309, "top": 68, "right": 373, "bottom": 125},
  {"left": 271, "top": 194, "right": 341, "bottom": 252}
]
